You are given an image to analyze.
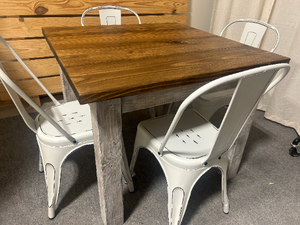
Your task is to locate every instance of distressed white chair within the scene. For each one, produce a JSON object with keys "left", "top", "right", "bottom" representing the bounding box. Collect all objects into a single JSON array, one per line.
[
  {"left": 0, "top": 36, "right": 134, "bottom": 219},
  {"left": 130, "top": 63, "right": 290, "bottom": 225},
  {"left": 192, "top": 19, "right": 280, "bottom": 120},
  {"left": 81, "top": 5, "right": 141, "bottom": 26}
]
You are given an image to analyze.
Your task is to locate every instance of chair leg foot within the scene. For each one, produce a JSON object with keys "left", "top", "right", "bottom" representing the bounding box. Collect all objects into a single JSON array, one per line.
[
  {"left": 223, "top": 202, "right": 230, "bottom": 214},
  {"left": 127, "top": 182, "right": 135, "bottom": 193},
  {"left": 48, "top": 207, "right": 55, "bottom": 220}
]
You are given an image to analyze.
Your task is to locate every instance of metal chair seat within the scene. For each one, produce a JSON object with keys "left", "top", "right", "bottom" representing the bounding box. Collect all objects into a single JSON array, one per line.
[{"left": 36, "top": 101, "right": 92, "bottom": 146}]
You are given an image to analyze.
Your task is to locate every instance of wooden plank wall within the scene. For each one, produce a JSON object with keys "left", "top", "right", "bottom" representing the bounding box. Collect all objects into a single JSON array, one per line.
[{"left": 0, "top": 0, "right": 188, "bottom": 106}]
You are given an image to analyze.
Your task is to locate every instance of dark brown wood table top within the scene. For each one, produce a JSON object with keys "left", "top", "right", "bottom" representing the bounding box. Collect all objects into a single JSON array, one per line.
[{"left": 43, "top": 23, "right": 290, "bottom": 104}]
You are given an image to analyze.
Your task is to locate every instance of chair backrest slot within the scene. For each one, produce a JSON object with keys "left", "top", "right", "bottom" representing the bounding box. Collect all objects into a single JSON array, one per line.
[
  {"left": 81, "top": 5, "right": 141, "bottom": 26},
  {"left": 240, "top": 22, "right": 267, "bottom": 47},
  {"left": 220, "top": 19, "right": 280, "bottom": 52},
  {"left": 99, "top": 9, "right": 121, "bottom": 25}
]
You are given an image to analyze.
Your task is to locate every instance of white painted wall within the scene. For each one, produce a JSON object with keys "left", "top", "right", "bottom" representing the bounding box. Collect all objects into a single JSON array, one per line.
[{"left": 187, "top": 0, "right": 214, "bottom": 32}]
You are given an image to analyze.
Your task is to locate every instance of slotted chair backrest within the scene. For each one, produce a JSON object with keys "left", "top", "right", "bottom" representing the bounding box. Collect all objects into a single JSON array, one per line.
[
  {"left": 157, "top": 64, "right": 290, "bottom": 157},
  {"left": 81, "top": 5, "right": 141, "bottom": 26},
  {"left": 0, "top": 36, "right": 76, "bottom": 144},
  {"left": 220, "top": 19, "right": 280, "bottom": 52}
]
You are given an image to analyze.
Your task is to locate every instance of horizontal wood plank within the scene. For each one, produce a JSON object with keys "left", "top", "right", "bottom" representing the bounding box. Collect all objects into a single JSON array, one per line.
[
  {"left": 0, "top": 76, "right": 62, "bottom": 101},
  {"left": 1, "top": 58, "right": 59, "bottom": 79},
  {"left": 0, "top": 39, "right": 53, "bottom": 61},
  {"left": 0, "top": 15, "right": 187, "bottom": 39},
  {"left": 0, "top": 0, "right": 188, "bottom": 16}
]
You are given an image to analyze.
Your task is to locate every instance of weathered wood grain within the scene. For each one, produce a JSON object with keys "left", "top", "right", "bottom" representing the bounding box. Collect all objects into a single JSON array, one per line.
[
  {"left": 89, "top": 99, "right": 124, "bottom": 225},
  {"left": 0, "top": 15, "right": 187, "bottom": 38},
  {"left": 0, "top": 0, "right": 188, "bottom": 16},
  {"left": 43, "top": 23, "right": 290, "bottom": 105}
]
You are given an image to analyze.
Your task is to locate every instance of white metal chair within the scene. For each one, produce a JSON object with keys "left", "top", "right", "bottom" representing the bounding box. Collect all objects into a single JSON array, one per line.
[
  {"left": 192, "top": 19, "right": 280, "bottom": 120},
  {"left": 81, "top": 5, "right": 141, "bottom": 26},
  {"left": 0, "top": 36, "right": 134, "bottom": 219},
  {"left": 130, "top": 63, "right": 290, "bottom": 225}
]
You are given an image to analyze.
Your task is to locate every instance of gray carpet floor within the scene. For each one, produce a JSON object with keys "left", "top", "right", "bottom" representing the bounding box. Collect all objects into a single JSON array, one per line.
[{"left": 0, "top": 109, "right": 299, "bottom": 225}]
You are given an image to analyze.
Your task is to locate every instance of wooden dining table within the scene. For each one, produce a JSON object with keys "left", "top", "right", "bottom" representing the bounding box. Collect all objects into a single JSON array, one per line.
[{"left": 42, "top": 23, "right": 290, "bottom": 225}]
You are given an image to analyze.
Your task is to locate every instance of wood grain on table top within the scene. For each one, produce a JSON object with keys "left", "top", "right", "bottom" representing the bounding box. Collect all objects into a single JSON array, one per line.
[{"left": 43, "top": 23, "right": 290, "bottom": 104}]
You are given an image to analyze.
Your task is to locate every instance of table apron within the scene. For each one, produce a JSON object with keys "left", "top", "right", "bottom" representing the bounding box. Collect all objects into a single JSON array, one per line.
[{"left": 121, "top": 81, "right": 209, "bottom": 113}]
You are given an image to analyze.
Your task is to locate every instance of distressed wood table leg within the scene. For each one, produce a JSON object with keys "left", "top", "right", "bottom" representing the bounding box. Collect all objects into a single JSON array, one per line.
[
  {"left": 59, "top": 66, "right": 77, "bottom": 102},
  {"left": 227, "top": 110, "right": 256, "bottom": 179},
  {"left": 89, "top": 99, "right": 124, "bottom": 225}
]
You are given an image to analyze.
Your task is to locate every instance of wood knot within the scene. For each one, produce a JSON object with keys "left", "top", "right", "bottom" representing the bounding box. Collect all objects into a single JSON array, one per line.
[
  {"left": 172, "top": 2, "right": 182, "bottom": 14},
  {"left": 19, "top": 17, "right": 24, "bottom": 22},
  {"left": 35, "top": 6, "right": 48, "bottom": 15}
]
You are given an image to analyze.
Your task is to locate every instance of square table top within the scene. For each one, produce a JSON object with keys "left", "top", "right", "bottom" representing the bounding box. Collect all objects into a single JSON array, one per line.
[{"left": 43, "top": 23, "right": 290, "bottom": 104}]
